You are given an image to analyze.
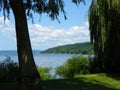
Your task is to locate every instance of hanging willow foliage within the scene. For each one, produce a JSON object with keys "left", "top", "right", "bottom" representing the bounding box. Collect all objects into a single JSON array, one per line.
[
  {"left": 89, "top": 0, "right": 120, "bottom": 73},
  {"left": 0, "top": 0, "right": 85, "bottom": 22}
]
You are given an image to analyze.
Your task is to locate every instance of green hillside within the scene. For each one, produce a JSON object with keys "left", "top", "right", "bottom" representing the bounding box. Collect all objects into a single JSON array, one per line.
[{"left": 41, "top": 42, "right": 94, "bottom": 54}]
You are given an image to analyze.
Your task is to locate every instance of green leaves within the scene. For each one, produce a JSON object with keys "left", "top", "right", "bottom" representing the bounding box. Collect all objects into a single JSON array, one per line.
[
  {"left": 0, "top": 0, "right": 10, "bottom": 20},
  {"left": 0, "top": 56, "right": 19, "bottom": 82},
  {"left": 89, "top": 0, "right": 120, "bottom": 73},
  {"left": 0, "top": 0, "right": 85, "bottom": 22},
  {"left": 37, "top": 67, "right": 53, "bottom": 80},
  {"left": 55, "top": 55, "right": 89, "bottom": 78},
  {"left": 72, "top": 0, "right": 85, "bottom": 5},
  {"left": 42, "top": 42, "right": 93, "bottom": 54}
]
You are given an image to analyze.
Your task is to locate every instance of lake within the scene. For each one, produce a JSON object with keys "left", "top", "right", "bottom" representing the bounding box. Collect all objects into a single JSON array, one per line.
[{"left": 0, "top": 50, "right": 79, "bottom": 68}]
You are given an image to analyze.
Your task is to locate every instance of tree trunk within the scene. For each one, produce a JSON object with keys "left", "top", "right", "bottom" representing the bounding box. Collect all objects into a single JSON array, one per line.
[{"left": 9, "top": 0, "right": 42, "bottom": 89}]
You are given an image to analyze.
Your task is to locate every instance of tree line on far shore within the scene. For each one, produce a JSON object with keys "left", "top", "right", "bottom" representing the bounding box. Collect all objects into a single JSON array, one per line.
[{"left": 41, "top": 42, "right": 94, "bottom": 54}]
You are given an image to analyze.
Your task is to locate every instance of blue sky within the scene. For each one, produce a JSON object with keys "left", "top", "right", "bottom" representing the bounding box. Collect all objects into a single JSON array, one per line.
[{"left": 0, "top": 1, "right": 91, "bottom": 50}]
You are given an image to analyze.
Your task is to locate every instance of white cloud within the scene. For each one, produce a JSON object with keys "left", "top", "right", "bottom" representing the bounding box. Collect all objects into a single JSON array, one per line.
[
  {"left": 0, "top": 17, "right": 15, "bottom": 40},
  {"left": 0, "top": 17, "right": 90, "bottom": 50},
  {"left": 29, "top": 22, "right": 90, "bottom": 49}
]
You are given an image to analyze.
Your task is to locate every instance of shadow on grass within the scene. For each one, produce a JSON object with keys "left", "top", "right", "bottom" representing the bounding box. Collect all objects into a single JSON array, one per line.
[
  {"left": 106, "top": 73, "right": 120, "bottom": 80},
  {"left": 43, "top": 78, "right": 116, "bottom": 90},
  {"left": 0, "top": 82, "right": 20, "bottom": 90},
  {"left": 0, "top": 78, "right": 118, "bottom": 90}
]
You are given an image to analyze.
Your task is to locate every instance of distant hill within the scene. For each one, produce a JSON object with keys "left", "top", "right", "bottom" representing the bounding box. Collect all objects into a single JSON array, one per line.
[{"left": 41, "top": 42, "right": 94, "bottom": 54}]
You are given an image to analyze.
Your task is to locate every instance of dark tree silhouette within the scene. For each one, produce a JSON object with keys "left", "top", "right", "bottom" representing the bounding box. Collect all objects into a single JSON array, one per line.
[
  {"left": 0, "top": 0, "right": 85, "bottom": 89},
  {"left": 89, "top": 0, "right": 120, "bottom": 73}
]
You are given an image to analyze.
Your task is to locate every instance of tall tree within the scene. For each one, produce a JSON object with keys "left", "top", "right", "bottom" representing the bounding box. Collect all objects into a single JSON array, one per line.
[
  {"left": 89, "top": 0, "right": 120, "bottom": 73},
  {"left": 0, "top": 0, "right": 85, "bottom": 89}
]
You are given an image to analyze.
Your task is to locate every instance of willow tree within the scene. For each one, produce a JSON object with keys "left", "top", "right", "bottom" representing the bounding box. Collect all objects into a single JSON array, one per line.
[
  {"left": 0, "top": 0, "right": 85, "bottom": 89},
  {"left": 89, "top": 0, "right": 120, "bottom": 73}
]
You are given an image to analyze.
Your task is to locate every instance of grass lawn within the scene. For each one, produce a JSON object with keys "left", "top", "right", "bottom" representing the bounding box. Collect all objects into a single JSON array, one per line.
[
  {"left": 0, "top": 82, "right": 20, "bottom": 90},
  {"left": 0, "top": 73, "right": 120, "bottom": 90}
]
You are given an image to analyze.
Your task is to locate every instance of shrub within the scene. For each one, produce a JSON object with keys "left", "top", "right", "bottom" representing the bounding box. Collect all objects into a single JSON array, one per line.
[
  {"left": 37, "top": 67, "right": 53, "bottom": 80},
  {"left": 0, "top": 56, "right": 53, "bottom": 81},
  {"left": 0, "top": 56, "right": 20, "bottom": 82},
  {"left": 55, "top": 55, "right": 89, "bottom": 78}
]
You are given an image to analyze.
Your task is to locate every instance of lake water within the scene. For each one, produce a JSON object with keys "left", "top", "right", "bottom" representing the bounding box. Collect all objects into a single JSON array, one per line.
[{"left": 0, "top": 50, "right": 79, "bottom": 68}]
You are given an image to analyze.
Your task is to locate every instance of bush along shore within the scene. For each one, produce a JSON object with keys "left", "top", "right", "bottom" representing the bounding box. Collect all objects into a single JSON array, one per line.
[{"left": 0, "top": 56, "right": 120, "bottom": 90}]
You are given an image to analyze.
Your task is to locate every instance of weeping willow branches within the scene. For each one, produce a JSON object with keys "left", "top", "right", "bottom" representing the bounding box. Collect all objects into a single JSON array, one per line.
[
  {"left": 89, "top": 0, "right": 120, "bottom": 73},
  {"left": 0, "top": 0, "right": 85, "bottom": 22}
]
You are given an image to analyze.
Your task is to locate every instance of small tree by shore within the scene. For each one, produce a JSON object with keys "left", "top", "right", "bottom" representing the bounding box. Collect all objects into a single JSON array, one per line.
[{"left": 55, "top": 55, "right": 89, "bottom": 78}]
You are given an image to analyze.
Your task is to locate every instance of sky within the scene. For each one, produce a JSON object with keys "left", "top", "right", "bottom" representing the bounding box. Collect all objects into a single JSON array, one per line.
[{"left": 0, "top": 1, "right": 91, "bottom": 50}]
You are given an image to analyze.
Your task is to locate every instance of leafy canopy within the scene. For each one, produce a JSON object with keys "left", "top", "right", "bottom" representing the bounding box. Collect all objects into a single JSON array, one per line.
[{"left": 0, "top": 0, "right": 85, "bottom": 21}]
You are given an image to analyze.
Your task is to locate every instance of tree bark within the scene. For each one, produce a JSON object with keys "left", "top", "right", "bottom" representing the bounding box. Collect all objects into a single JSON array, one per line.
[{"left": 9, "top": 0, "right": 42, "bottom": 89}]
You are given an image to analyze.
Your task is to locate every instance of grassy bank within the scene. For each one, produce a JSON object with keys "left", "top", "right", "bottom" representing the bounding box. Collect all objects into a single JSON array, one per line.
[{"left": 0, "top": 74, "right": 120, "bottom": 90}]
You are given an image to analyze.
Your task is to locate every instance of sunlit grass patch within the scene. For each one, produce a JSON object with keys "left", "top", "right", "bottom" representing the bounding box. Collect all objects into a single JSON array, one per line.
[{"left": 75, "top": 73, "right": 120, "bottom": 90}]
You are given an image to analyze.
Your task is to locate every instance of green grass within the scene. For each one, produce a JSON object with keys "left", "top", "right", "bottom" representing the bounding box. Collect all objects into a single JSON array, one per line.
[
  {"left": 0, "top": 82, "right": 20, "bottom": 90},
  {"left": 0, "top": 74, "right": 120, "bottom": 90},
  {"left": 76, "top": 73, "right": 120, "bottom": 90},
  {"left": 43, "top": 73, "right": 120, "bottom": 90}
]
